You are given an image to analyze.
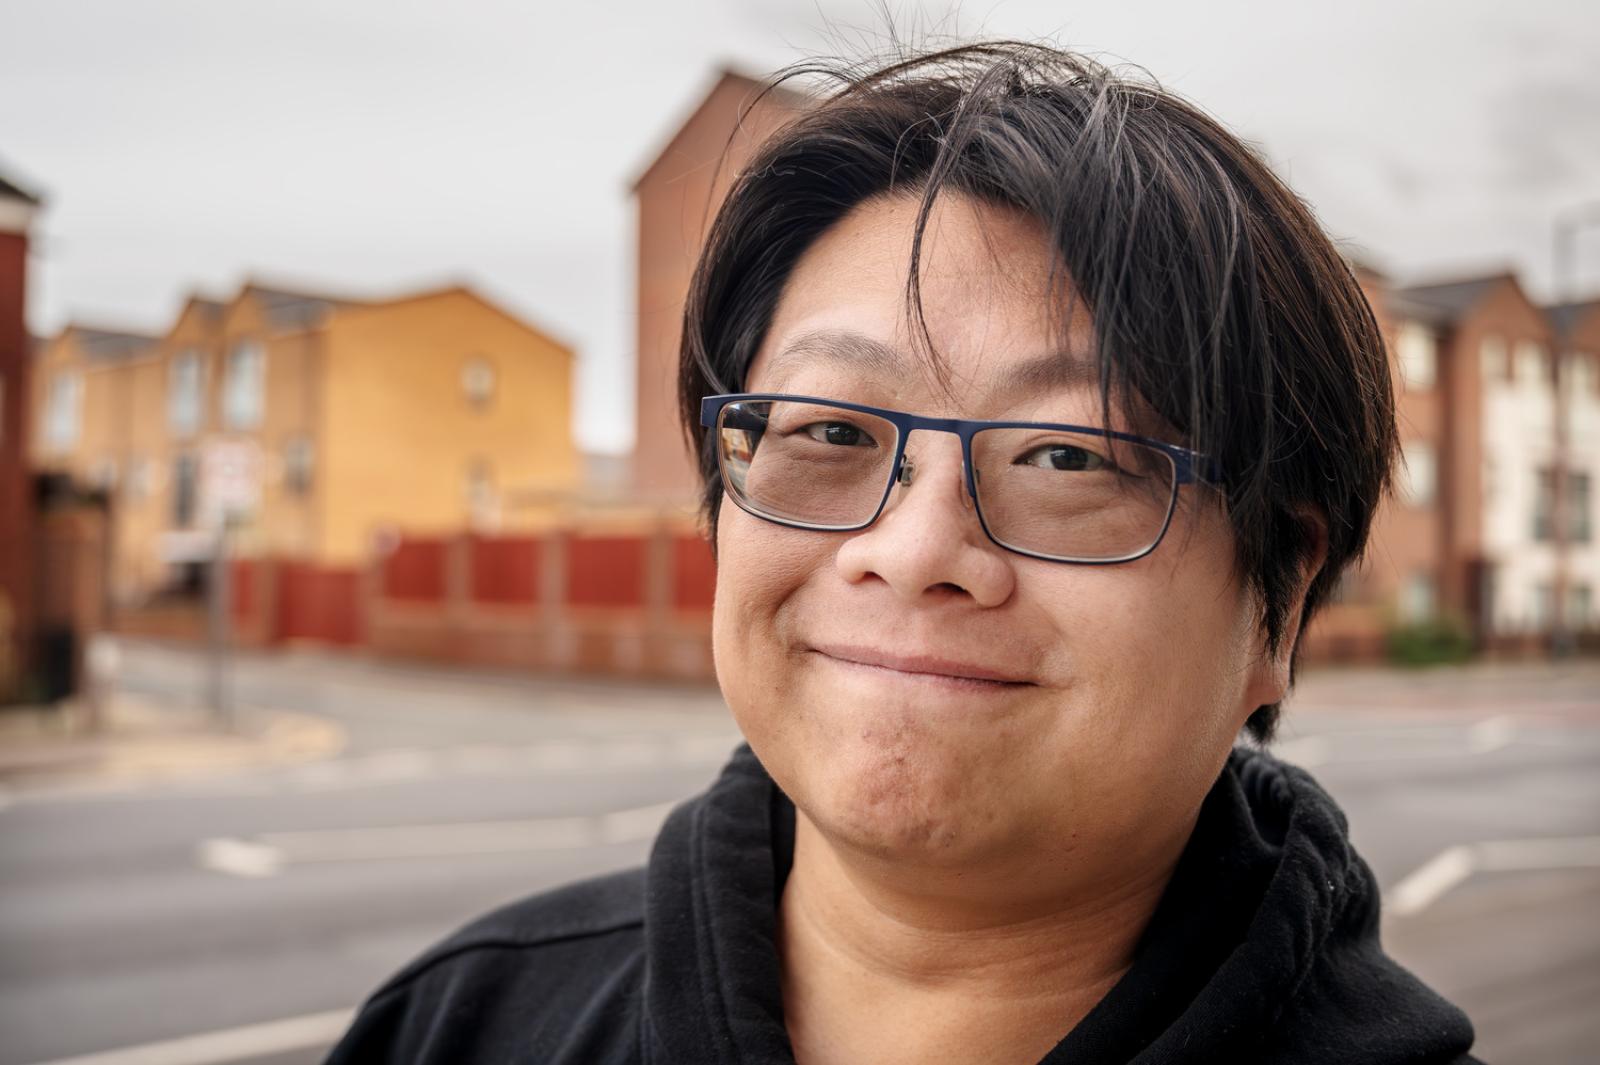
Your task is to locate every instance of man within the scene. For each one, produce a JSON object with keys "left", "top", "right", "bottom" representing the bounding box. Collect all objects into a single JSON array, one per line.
[{"left": 327, "top": 42, "right": 1480, "bottom": 1064}]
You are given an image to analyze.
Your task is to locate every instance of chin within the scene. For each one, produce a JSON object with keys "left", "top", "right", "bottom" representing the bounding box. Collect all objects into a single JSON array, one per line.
[{"left": 785, "top": 722, "right": 1005, "bottom": 861}]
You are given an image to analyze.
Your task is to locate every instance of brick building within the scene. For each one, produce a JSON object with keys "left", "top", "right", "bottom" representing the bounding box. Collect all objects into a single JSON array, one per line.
[
  {"left": 1387, "top": 273, "right": 1598, "bottom": 641},
  {"left": 631, "top": 70, "right": 800, "bottom": 504},
  {"left": 31, "top": 281, "right": 580, "bottom": 607},
  {"left": 0, "top": 170, "right": 41, "bottom": 697}
]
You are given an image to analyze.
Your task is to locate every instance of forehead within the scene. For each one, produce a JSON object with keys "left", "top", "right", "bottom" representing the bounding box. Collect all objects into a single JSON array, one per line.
[{"left": 746, "top": 193, "right": 1101, "bottom": 412}]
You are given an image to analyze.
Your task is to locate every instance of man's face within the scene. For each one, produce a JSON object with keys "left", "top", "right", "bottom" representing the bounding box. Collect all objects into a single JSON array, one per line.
[{"left": 714, "top": 193, "right": 1288, "bottom": 889}]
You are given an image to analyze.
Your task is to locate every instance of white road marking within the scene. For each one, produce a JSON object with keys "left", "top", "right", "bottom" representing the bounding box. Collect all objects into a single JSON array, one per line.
[
  {"left": 1467, "top": 714, "right": 1517, "bottom": 754},
  {"left": 196, "top": 837, "right": 284, "bottom": 878},
  {"left": 5, "top": 733, "right": 741, "bottom": 806},
  {"left": 1475, "top": 835, "right": 1600, "bottom": 872},
  {"left": 1275, "top": 714, "right": 1530, "bottom": 772},
  {"left": 18, "top": 1007, "right": 354, "bottom": 1065},
  {"left": 1389, "top": 845, "right": 1476, "bottom": 917},
  {"left": 196, "top": 799, "right": 680, "bottom": 877},
  {"left": 1389, "top": 834, "right": 1600, "bottom": 917}
]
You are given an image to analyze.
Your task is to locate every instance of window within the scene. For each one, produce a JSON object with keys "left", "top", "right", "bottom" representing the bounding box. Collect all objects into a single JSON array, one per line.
[
  {"left": 1532, "top": 583, "right": 1556, "bottom": 632},
  {"left": 464, "top": 458, "right": 497, "bottom": 528},
  {"left": 1515, "top": 340, "right": 1549, "bottom": 386},
  {"left": 172, "top": 451, "right": 198, "bottom": 528},
  {"left": 1573, "top": 471, "right": 1593, "bottom": 543},
  {"left": 462, "top": 357, "right": 496, "bottom": 410},
  {"left": 223, "top": 340, "right": 266, "bottom": 429},
  {"left": 1402, "top": 571, "right": 1436, "bottom": 621},
  {"left": 126, "top": 457, "right": 152, "bottom": 502},
  {"left": 1535, "top": 468, "right": 1593, "bottom": 543},
  {"left": 1569, "top": 353, "right": 1597, "bottom": 396},
  {"left": 1480, "top": 334, "right": 1508, "bottom": 382},
  {"left": 1400, "top": 442, "right": 1437, "bottom": 506},
  {"left": 284, "top": 437, "right": 314, "bottom": 495},
  {"left": 1399, "top": 572, "right": 1437, "bottom": 623},
  {"left": 169, "top": 350, "right": 204, "bottom": 435},
  {"left": 89, "top": 457, "right": 119, "bottom": 492},
  {"left": 1571, "top": 584, "right": 1594, "bottom": 630},
  {"left": 44, "top": 370, "right": 83, "bottom": 451},
  {"left": 1396, "top": 322, "right": 1436, "bottom": 390},
  {"left": 1534, "top": 467, "right": 1556, "bottom": 542}
]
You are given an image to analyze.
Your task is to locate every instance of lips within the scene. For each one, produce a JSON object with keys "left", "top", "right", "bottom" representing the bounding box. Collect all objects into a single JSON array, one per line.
[{"left": 809, "top": 642, "right": 1033, "bottom": 685}]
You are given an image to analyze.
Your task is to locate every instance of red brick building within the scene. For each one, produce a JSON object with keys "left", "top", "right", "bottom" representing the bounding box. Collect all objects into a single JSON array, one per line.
[
  {"left": 631, "top": 70, "right": 800, "bottom": 504},
  {"left": 1391, "top": 273, "right": 1597, "bottom": 642},
  {"left": 0, "top": 170, "right": 41, "bottom": 698}
]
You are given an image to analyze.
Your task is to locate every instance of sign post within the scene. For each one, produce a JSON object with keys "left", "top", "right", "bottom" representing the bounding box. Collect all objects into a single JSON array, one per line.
[{"left": 199, "top": 440, "right": 261, "bottom": 731}]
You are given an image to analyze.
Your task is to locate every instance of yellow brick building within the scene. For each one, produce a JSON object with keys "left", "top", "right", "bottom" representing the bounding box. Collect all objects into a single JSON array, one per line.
[{"left": 31, "top": 281, "right": 578, "bottom": 603}]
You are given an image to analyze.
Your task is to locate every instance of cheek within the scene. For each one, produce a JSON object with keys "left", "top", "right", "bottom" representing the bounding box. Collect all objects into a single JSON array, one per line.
[
  {"left": 711, "top": 507, "right": 828, "bottom": 736},
  {"left": 1063, "top": 518, "right": 1257, "bottom": 779}
]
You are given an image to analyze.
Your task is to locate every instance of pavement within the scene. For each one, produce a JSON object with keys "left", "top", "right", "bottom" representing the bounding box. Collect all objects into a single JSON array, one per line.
[
  {"left": 0, "top": 643, "right": 1595, "bottom": 1065},
  {"left": 0, "top": 691, "right": 347, "bottom": 794}
]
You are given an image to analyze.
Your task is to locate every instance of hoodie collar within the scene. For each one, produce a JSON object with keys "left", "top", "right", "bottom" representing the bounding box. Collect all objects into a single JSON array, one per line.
[{"left": 642, "top": 745, "right": 1474, "bottom": 1065}]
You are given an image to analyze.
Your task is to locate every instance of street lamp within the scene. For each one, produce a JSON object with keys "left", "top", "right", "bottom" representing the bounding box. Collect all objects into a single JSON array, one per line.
[{"left": 1552, "top": 201, "right": 1600, "bottom": 657}]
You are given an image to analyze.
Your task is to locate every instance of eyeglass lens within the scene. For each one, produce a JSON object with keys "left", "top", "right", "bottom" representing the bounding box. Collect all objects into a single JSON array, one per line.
[{"left": 716, "top": 399, "right": 1177, "bottom": 561}]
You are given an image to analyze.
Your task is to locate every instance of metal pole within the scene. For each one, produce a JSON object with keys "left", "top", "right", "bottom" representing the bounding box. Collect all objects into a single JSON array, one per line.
[
  {"left": 1551, "top": 202, "right": 1600, "bottom": 658},
  {"left": 207, "top": 516, "right": 233, "bottom": 730},
  {"left": 1553, "top": 219, "right": 1574, "bottom": 657}
]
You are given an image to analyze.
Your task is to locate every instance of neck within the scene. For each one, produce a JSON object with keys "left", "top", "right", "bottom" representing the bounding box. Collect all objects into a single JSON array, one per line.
[{"left": 778, "top": 811, "right": 1188, "bottom": 1065}]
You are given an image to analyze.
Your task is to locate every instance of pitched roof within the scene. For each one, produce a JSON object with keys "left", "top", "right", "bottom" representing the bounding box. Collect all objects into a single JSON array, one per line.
[
  {"left": 70, "top": 326, "right": 160, "bottom": 361},
  {"left": 1391, "top": 271, "right": 1518, "bottom": 326},
  {"left": 344, "top": 282, "right": 577, "bottom": 355},
  {"left": 1395, "top": 270, "right": 1516, "bottom": 319},
  {"left": 630, "top": 66, "right": 808, "bottom": 191},
  {"left": 241, "top": 283, "right": 363, "bottom": 330},
  {"left": 0, "top": 171, "right": 40, "bottom": 205},
  {"left": 1547, "top": 298, "right": 1600, "bottom": 339}
]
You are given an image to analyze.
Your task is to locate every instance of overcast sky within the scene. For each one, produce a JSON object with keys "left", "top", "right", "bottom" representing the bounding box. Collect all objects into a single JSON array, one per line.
[{"left": 3, "top": 0, "right": 1597, "bottom": 454}]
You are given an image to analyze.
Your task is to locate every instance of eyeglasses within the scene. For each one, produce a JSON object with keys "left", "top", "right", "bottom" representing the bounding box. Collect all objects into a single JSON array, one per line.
[{"left": 700, "top": 393, "right": 1220, "bottom": 564}]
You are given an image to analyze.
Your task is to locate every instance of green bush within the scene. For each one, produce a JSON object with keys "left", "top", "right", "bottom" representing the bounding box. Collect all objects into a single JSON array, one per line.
[{"left": 1385, "top": 616, "right": 1474, "bottom": 667}]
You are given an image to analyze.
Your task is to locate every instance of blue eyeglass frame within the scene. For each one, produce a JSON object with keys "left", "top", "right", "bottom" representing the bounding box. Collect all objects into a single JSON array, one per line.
[{"left": 700, "top": 392, "right": 1224, "bottom": 565}]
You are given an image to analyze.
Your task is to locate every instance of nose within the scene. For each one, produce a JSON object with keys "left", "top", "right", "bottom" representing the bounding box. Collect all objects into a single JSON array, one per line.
[{"left": 834, "top": 431, "right": 1014, "bottom": 607}]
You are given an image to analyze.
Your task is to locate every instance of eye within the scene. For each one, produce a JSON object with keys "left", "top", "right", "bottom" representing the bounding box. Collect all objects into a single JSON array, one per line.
[
  {"left": 1017, "top": 443, "right": 1111, "bottom": 471},
  {"left": 802, "top": 421, "right": 877, "bottom": 447}
]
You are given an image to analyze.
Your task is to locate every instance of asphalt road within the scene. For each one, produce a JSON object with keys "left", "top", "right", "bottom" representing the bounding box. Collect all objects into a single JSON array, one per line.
[{"left": 1, "top": 643, "right": 1595, "bottom": 1065}]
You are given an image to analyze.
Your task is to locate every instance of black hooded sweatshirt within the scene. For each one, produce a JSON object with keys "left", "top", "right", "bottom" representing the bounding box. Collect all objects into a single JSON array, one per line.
[{"left": 325, "top": 744, "right": 1482, "bottom": 1064}]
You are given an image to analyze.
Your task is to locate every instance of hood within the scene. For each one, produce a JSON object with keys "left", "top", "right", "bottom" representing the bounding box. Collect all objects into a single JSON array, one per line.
[{"left": 642, "top": 745, "right": 1477, "bottom": 1064}]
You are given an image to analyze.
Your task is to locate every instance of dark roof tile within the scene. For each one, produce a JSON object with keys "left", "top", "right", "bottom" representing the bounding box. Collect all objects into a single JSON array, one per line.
[
  {"left": 0, "top": 171, "right": 41, "bottom": 205},
  {"left": 72, "top": 326, "right": 159, "bottom": 361},
  {"left": 1393, "top": 273, "right": 1514, "bottom": 321},
  {"left": 1546, "top": 299, "right": 1600, "bottom": 338}
]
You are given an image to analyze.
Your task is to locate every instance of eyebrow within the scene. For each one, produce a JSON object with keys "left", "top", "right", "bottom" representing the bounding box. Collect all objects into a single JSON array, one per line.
[{"left": 763, "top": 328, "right": 1102, "bottom": 398}]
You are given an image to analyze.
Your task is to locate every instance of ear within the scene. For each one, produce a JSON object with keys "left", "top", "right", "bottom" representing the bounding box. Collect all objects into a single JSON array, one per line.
[{"left": 1245, "top": 507, "right": 1330, "bottom": 709}]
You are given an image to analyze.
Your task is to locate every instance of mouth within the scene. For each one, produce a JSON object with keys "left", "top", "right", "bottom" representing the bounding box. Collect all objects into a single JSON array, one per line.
[{"left": 808, "top": 643, "right": 1034, "bottom": 689}]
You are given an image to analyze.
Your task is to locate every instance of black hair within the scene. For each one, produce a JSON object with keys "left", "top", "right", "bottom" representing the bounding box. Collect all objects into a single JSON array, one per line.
[{"left": 677, "top": 42, "right": 1396, "bottom": 742}]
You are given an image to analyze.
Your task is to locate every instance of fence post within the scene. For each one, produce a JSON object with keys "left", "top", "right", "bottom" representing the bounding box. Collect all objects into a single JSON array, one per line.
[
  {"left": 542, "top": 526, "right": 573, "bottom": 668},
  {"left": 446, "top": 533, "right": 471, "bottom": 620}
]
